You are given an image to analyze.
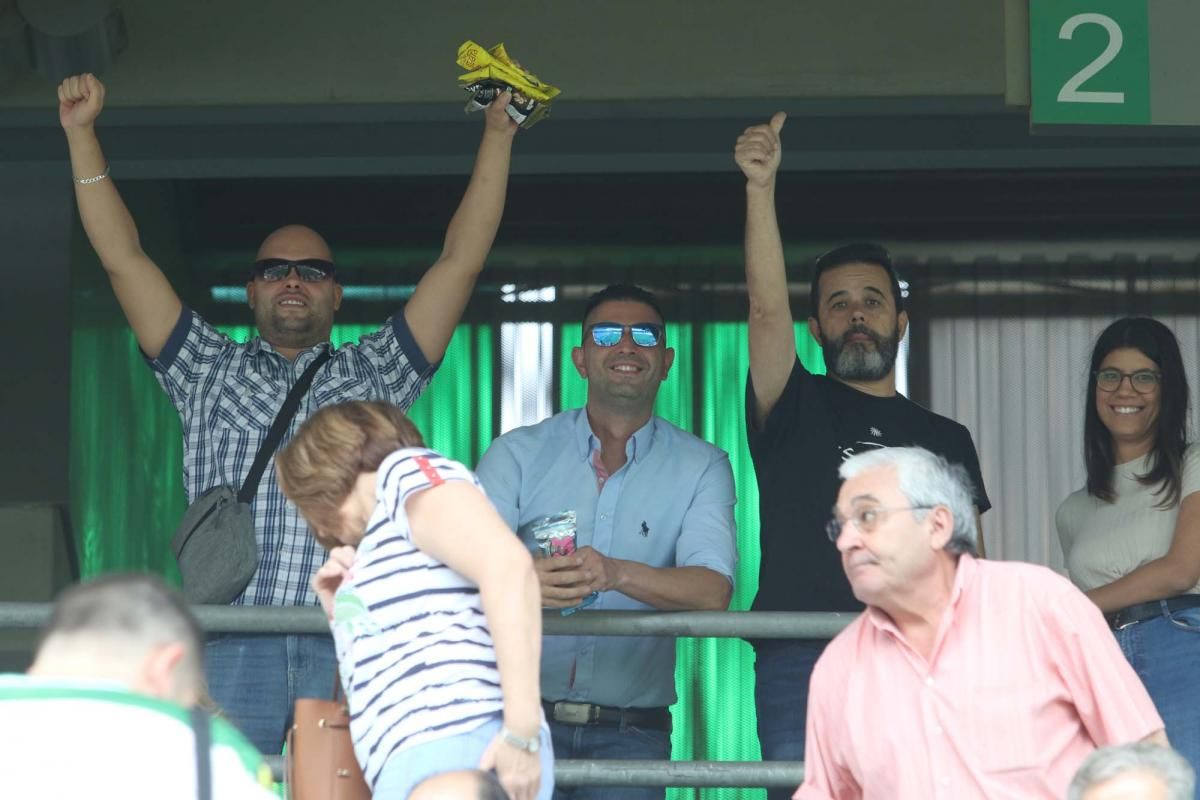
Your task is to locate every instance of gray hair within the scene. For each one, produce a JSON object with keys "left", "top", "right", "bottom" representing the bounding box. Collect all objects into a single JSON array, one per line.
[
  {"left": 1068, "top": 743, "right": 1194, "bottom": 800},
  {"left": 410, "top": 769, "right": 511, "bottom": 800},
  {"left": 838, "top": 447, "right": 978, "bottom": 555},
  {"left": 35, "top": 573, "right": 204, "bottom": 699}
]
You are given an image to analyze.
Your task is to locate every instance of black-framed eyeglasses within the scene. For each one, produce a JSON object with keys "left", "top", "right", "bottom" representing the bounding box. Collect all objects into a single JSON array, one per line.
[
  {"left": 1094, "top": 368, "right": 1160, "bottom": 394},
  {"left": 588, "top": 322, "right": 664, "bottom": 348},
  {"left": 825, "top": 504, "right": 937, "bottom": 543},
  {"left": 250, "top": 258, "right": 336, "bottom": 282}
]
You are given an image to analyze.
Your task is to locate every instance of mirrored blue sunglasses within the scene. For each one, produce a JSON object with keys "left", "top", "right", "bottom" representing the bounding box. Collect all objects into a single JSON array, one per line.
[
  {"left": 588, "top": 323, "right": 664, "bottom": 348},
  {"left": 250, "top": 258, "right": 336, "bottom": 282}
]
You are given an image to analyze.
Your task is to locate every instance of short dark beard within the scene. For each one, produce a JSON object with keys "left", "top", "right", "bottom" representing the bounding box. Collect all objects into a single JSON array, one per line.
[
  {"left": 821, "top": 322, "right": 900, "bottom": 382},
  {"left": 255, "top": 306, "right": 330, "bottom": 350}
]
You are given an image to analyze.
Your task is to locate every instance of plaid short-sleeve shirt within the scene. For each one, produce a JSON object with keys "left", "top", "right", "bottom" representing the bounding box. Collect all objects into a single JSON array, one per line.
[{"left": 149, "top": 308, "right": 436, "bottom": 606}]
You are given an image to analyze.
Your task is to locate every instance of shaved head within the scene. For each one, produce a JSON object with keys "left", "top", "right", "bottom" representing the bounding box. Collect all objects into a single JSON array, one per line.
[
  {"left": 256, "top": 225, "right": 333, "bottom": 262},
  {"left": 247, "top": 224, "right": 342, "bottom": 354}
]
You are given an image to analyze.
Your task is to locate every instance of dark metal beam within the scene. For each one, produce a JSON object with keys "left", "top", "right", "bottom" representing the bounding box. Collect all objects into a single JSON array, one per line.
[{"left": 5, "top": 96, "right": 1200, "bottom": 179}]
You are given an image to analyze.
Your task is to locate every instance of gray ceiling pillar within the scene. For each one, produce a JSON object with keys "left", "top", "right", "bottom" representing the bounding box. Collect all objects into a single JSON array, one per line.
[
  {"left": 0, "top": 174, "right": 73, "bottom": 508},
  {"left": 17, "top": 0, "right": 126, "bottom": 82}
]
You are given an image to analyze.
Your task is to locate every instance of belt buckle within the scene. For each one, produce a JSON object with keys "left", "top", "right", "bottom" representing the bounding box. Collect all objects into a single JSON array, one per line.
[
  {"left": 1111, "top": 609, "right": 1142, "bottom": 630},
  {"left": 554, "top": 701, "right": 594, "bottom": 725}
]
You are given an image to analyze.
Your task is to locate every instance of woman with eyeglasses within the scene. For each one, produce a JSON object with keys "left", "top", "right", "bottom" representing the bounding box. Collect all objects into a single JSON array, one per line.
[
  {"left": 1056, "top": 317, "right": 1200, "bottom": 784},
  {"left": 275, "top": 400, "right": 553, "bottom": 800}
]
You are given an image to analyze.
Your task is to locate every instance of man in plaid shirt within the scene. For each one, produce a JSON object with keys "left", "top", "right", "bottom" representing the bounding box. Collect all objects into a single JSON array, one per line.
[{"left": 58, "top": 72, "right": 521, "bottom": 754}]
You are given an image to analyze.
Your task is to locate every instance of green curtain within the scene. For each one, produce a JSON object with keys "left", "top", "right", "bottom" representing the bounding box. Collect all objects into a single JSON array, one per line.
[
  {"left": 69, "top": 322, "right": 492, "bottom": 579},
  {"left": 674, "top": 323, "right": 825, "bottom": 800},
  {"left": 405, "top": 325, "right": 495, "bottom": 466},
  {"left": 69, "top": 322, "right": 186, "bottom": 583}
]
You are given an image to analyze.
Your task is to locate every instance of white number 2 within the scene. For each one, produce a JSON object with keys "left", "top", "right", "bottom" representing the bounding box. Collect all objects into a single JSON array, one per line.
[{"left": 1057, "top": 13, "right": 1125, "bottom": 104}]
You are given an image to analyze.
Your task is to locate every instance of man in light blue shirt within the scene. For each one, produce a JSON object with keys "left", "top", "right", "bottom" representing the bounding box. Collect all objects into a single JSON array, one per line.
[{"left": 477, "top": 284, "right": 738, "bottom": 800}]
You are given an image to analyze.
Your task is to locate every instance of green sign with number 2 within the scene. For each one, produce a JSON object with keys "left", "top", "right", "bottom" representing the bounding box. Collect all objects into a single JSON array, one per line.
[{"left": 1030, "top": 0, "right": 1151, "bottom": 125}]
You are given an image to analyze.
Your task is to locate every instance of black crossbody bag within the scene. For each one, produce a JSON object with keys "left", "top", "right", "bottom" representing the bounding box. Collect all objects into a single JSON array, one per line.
[{"left": 171, "top": 350, "right": 331, "bottom": 604}]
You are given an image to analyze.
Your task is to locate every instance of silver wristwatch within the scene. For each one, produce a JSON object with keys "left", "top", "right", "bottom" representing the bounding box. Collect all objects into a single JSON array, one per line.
[{"left": 500, "top": 726, "right": 540, "bottom": 753}]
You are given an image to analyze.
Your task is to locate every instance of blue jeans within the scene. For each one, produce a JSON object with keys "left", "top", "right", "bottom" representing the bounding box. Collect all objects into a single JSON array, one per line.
[
  {"left": 550, "top": 718, "right": 672, "bottom": 800},
  {"left": 204, "top": 633, "right": 337, "bottom": 755},
  {"left": 1113, "top": 605, "right": 1200, "bottom": 799},
  {"left": 374, "top": 716, "right": 555, "bottom": 800},
  {"left": 754, "top": 639, "right": 825, "bottom": 800}
]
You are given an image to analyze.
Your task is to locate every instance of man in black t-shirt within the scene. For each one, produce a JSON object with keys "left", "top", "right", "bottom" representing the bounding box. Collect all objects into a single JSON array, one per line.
[{"left": 734, "top": 113, "right": 991, "bottom": 798}]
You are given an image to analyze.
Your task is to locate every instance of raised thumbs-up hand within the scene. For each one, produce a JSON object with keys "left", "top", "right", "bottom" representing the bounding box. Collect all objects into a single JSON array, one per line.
[{"left": 734, "top": 111, "right": 786, "bottom": 189}]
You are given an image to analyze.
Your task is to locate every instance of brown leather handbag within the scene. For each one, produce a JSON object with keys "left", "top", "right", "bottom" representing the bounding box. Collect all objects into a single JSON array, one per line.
[{"left": 286, "top": 678, "right": 371, "bottom": 800}]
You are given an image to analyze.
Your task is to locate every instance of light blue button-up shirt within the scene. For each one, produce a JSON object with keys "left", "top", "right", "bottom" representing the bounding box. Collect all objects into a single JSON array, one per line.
[{"left": 476, "top": 408, "right": 737, "bottom": 708}]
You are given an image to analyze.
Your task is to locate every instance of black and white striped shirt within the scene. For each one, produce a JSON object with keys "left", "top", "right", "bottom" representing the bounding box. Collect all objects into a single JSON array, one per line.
[{"left": 331, "top": 448, "right": 503, "bottom": 787}]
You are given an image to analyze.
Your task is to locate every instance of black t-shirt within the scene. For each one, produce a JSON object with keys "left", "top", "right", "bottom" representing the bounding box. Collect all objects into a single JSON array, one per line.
[{"left": 747, "top": 358, "right": 991, "bottom": 614}]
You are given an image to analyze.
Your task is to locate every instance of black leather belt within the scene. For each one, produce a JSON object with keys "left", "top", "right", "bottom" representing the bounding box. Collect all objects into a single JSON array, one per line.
[
  {"left": 542, "top": 700, "right": 672, "bottom": 732},
  {"left": 1107, "top": 594, "right": 1200, "bottom": 630}
]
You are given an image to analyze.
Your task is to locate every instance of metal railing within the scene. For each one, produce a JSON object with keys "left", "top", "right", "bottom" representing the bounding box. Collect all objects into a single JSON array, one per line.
[
  {"left": 0, "top": 602, "right": 856, "bottom": 789},
  {"left": 255, "top": 756, "right": 806, "bottom": 789},
  {"left": 0, "top": 603, "right": 857, "bottom": 639}
]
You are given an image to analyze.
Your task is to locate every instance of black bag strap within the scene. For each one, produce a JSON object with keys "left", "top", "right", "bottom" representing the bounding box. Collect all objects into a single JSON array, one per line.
[
  {"left": 190, "top": 705, "right": 212, "bottom": 800},
  {"left": 238, "top": 348, "right": 332, "bottom": 504}
]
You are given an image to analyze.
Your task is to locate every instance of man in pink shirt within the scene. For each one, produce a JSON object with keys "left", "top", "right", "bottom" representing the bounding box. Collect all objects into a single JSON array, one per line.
[{"left": 797, "top": 447, "right": 1166, "bottom": 800}]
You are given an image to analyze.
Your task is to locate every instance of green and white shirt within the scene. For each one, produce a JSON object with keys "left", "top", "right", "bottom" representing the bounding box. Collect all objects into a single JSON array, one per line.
[{"left": 0, "top": 676, "right": 276, "bottom": 799}]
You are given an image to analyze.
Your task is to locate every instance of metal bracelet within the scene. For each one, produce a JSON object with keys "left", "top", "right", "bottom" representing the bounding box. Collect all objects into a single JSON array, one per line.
[
  {"left": 75, "top": 165, "right": 110, "bottom": 185},
  {"left": 500, "top": 726, "right": 540, "bottom": 753}
]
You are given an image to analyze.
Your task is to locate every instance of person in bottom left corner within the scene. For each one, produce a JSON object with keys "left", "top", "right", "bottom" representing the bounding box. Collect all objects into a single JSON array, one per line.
[
  {"left": 0, "top": 573, "right": 275, "bottom": 799},
  {"left": 276, "top": 399, "right": 553, "bottom": 800}
]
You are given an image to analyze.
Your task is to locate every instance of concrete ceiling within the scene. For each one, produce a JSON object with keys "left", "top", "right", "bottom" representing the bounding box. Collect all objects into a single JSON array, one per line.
[
  {"left": 0, "top": 0, "right": 1006, "bottom": 106},
  {"left": 1, "top": 1, "right": 1197, "bottom": 181}
]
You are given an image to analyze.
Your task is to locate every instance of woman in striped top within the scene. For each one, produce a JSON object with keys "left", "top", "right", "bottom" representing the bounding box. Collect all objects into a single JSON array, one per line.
[{"left": 277, "top": 400, "right": 551, "bottom": 800}]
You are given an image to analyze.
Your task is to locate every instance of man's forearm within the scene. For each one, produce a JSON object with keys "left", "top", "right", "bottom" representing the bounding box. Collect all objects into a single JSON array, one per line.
[
  {"left": 744, "top": 179, "right": 797, "bottom": 425},
  {"left": 611, "top": 562, "right": 732, "bottom": 611},
  {"left": 65, "top": 127, "right": 146, "bottom": 272},
  {"left": 745, "top": 182, "right": 789, "bottom": 317},
  {"left": 397, "top": 122, "right": 516, "bottom": 362},
  {"left": 59, "top": 74, "right": 182, "bottom": 357},
  {"left": 438, "top": 128, "right": 514, "bottom": 274}
]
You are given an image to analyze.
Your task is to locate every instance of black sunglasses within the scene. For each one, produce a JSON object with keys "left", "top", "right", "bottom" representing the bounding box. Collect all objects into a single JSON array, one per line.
[{"left": 250, "top": 258, "right": 336, "bottom": 282}]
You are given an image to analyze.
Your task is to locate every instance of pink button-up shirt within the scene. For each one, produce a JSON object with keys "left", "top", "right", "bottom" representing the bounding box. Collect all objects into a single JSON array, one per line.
[{"left": 796, "top": 555, "right": 1163, "bottom": 800}]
